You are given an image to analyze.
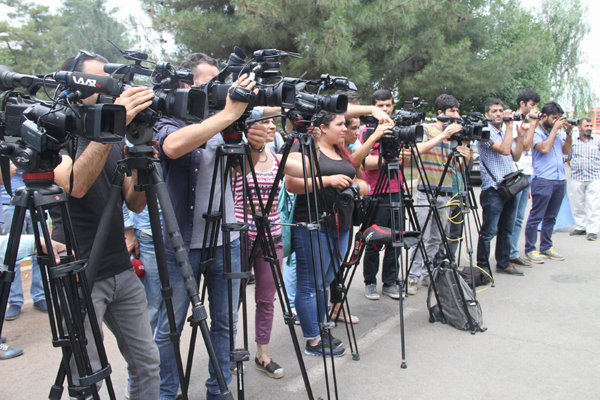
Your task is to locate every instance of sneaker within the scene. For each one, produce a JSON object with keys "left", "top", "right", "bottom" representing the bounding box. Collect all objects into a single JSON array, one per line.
[
  {"left": 364, "top": 284, "right": 380, "bottom": 300},
  {"left": 33, "top": 300, "right": 48, "bottom": 313},
  {"left": 5, "top": 305, "right": 21, "bottom": 321},
  {"left": 570, "top": 229, "right": 586, "bottom": 236},
  {"left": 540, "top": 247, "right": 565, "bottom": 261},
  {"left": 407, "top": 278, "right": 418, "bottom": 295},
  {"left": 322, "top": 334, "right": 343, "bottom": 349},
  {"left": 525, "top": 250, "right": 545, "bottom": 264},
  {"left": 510, "top": 257, "right": 532, "bottom": 268},
  {"left": 304, "top": 340, "right": 345, "bottom": 357},
  {"left": 382, "top": 285, "right": 400, "bottom": 299},
  {"left": 254, "top": 357, "right": 284, "bottom": 379},
  {"left": 420, "top": 276, "right": 431, "bottom": 287},
  {"left": 587, "top": 233, "right": 597, "bottom": 241},
  {"left": 0, "top": 343, "right": 24, "bottom": 360}
]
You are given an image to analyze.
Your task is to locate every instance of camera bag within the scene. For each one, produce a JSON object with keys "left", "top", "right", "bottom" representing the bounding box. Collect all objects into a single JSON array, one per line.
[
  {"left": 427, "top": 261, "right": 485, "bottom": 332},
  {"left": 480, "top": 158, "right": 529, "bottom": 201}
]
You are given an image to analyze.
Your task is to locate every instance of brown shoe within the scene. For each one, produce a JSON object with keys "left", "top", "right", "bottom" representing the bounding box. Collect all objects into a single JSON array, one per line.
[
  {"left": 495, "top": 264, "right": 524, "bottom": 276},
  {"left": 510, "top": 257, "right": 532, "bottom": 268}
]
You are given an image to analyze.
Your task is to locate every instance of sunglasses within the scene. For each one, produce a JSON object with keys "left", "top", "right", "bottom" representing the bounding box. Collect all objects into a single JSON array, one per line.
[{"left": 69, "top": 50, "right": 97, "bottom": 72}]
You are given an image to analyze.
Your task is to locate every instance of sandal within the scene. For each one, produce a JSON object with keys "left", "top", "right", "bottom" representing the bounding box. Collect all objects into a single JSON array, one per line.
[
  {"left": 331, "top": 309, "right": 360, "bottom": 324},
  {"left": 254, "top": 357, "right": 284, "bottom": 379}
]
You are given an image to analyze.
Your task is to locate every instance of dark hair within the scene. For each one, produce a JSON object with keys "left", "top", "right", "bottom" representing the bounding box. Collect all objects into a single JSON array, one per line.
[
  {"left": 371, "top": 89, "right": 393, "bottom": 105},
  {"left": 434, "top": 94, "right": 460, "bottom": 114},
  {"left": 485, "top": 98, "right": 505, "bottom": 113},
  {"left": 318, "top": 111, "right": 354, "bottom": 164},
  {"left": 181, "top": 52, "right": 218, "bottom": 82},
  {"left": 345, "top": 117, "right": 358, "bottom": 126},
  {"left": 579, "top": 117, "right": 592, "bottom": 126},
  {"left": 516, "top": 89, "right": 540, "bottom": 108},
  {"left": 336, "top": 90, "right": 362, "bottom": 104},
  {"left": 540, "top": 101, "right": 564, "bottom": 117},
  {"left": 61, "top": 51, "right": 108, "bottom": 72}
]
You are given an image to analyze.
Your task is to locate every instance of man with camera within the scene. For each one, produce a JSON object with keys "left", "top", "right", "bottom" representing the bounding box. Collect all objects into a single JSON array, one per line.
[
  {"left": 524, "top": 101, "right": 572, "bottom": 263},
  {"left": 476, "top": 99, "right": 526, "bottom": 277},
  {"left": 508, "top": 89, "right": 540, "bottom": 267},
  {"left": 153, "top": 52, "right": 269, "bottom": 400},
  {"left": 51, "top": 51, "right": 160, "bottom": 399},
  {"left": 406, "top": 94, "right": 472, "bottom": 295},
  {"left": 569, "top": 118, "right": 600, "bottom": 241}
]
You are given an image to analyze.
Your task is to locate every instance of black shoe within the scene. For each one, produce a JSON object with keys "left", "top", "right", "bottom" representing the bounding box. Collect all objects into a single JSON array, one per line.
[
  {"left": 587, "top": 233, "right": 597, "bottom": 241},
  {"left": 570, "top": 229, "right": 586, "bottom": 236},
  {"left": 495, "top": 265, "right": 524, "bottom": 276},
  {"left": 305, "top": 340, "right": 345, "bottom": 357},
  {"left": 510, "top": 257, "right": 532, "bottom": 268},
  {"left": 0, "top": 337, "right": 5, "bottom": 344}
]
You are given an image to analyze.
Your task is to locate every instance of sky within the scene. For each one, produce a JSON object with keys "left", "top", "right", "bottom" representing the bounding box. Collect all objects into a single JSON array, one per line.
[{"left": 1, "top": 0, "right": 599, "bottom": 103}]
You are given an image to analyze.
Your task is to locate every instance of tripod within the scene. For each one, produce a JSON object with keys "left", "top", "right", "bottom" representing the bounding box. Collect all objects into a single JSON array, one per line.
[
  {"left": 88, "top": 129, "right": 232, "bottom": 400},
  {"left": 0, "top": 170, "right": 115, "bottom": 400}
]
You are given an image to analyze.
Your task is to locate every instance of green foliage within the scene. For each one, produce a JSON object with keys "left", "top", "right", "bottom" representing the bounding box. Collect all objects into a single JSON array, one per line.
[
  {"left": 0, "top": 0, "right": 132, "bottom": 75},
  {"left": 141, "top": 0, "right": 594, "bottom": 115}
]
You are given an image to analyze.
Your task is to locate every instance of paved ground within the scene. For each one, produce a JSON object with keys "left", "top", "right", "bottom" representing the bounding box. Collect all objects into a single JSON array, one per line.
[{"left": 2, "top": 178, "right": 600, "bottom": 399}]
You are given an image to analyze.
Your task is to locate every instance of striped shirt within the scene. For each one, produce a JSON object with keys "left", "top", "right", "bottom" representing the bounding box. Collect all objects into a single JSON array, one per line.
[
  {"left": 233, "top": 155, "right": 282, "bottom": 240},
  {"left": 570, "top": 134, "right": 600, "bottom": 182},
  {"left": 418, "top": 124, "right": 453, "bottom": 192},
  {"left": 477, "top": 124, "right": 517, "bottom": 191}
]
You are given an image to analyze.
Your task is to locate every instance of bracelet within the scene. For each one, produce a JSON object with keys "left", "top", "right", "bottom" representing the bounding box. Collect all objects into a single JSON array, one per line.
[{"left": 249, "top": 143, "right": 266, "bottom": 153}]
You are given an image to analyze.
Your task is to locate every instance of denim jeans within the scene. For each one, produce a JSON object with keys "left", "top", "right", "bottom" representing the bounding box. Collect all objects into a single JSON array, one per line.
[
  {"left": 476, "top": 187, "right": 518, "bottom": 271},
  {"left": 363, "top": 192, "right": 402, "bottom": 287},
  {"left": 509, "top": 176, "right": 532, "bottom": 259},
  {"left": 155, "top": 239, "right": 240, "bottom": 399},
  {"left": 292, "top": 225, "right": 349, "bottom": 340},
  {"left": 283, "top": 252, "right": 297, "bottom": 310},
  {"left": 136, "top": 229, "right": 160, "bottom": 333},
  {"left": 525, "top": 178, "right": 566, "bottom": 253},
  {"left": 3, "top": 205, "right": 44, "bottom": 307}
]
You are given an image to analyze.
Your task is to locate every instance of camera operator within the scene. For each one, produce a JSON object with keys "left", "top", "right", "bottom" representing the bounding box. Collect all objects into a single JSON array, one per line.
[
  {"left": 153, "top": 52, "right": 269, "bottom": 400},
  {"left": 406, "top": 94, "right": 472, "bottom": 295},
  {"left": 476, "top": 99, "right": 525, "bottom": 277},
  {"left": 509, "top": 89, "right": 540, "bottom": 267},
  {"left": 285, "top": 111, "right": 368, "bottom": 357},
  {"left": 355, "top": 89, "right": 408, "bottom": 301},
  {"left": 568, "top": 118, "right": 600, "bottom": 241},
  {"left": 524, "top": 101, "right": 572, "bottom": 263},
  {"left": 50, "top": 51, "right": 160, "bottom": 398}
]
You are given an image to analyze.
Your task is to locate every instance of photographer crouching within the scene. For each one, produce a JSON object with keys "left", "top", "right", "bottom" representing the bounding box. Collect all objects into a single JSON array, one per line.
[{"left": 49, "top": 51, "right": 160, "bottom": 399}]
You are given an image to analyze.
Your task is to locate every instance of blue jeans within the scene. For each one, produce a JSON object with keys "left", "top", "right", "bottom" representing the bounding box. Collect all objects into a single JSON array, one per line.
[
  {"left": 283, "top": 252, "right": 296, "bottom": 309},
  {"left": 155, "top": 239, "right": 240, "bottom": 400},
  {"left": 136, "top": 229, "right": 161, "bottom": 333},
  {"left": 525, "top": 178, "right": 566, "bottom": 253},
  {"left": 3, "top": 205, "right": 44, "bottom": 307},
  {"left": 477, "top": 187, "right": 518, "bottom": 271},
  {"left": 292, "top": 225, "right": 349, "bottom": 340},
  {"left": 509, "top": 176, "right": 532, "bottom": 259}
]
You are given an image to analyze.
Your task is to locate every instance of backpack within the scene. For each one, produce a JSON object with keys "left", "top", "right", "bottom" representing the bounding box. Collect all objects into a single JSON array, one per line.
[{"left": 427, "top": 261, "right": 486, "bottom": 333}]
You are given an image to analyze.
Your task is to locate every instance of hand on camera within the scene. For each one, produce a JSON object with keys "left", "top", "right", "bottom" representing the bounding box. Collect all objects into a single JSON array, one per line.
[
  {"left": 115, "top": 86, "right": 155, "bottom": 125},
  {"left": 552, "top": 117, "right": 570, "bottom": 134},
  {"left": 326, "top": 174, "right": 353, "bottom": 190},
  {"left": 442, "top": 122, "right": 462, "bottom": 139},
  {"left": 502, "top": 109, "right": 515, "bottom": 123},
  {"left": 370, "top": 106, "right": 394, "bottom": 125},
  {"left": 247, "top": 122, "right": 268, "bottom": 150},
  {"left": 224, "top": 73, "right": 257, "bottom": 119},
  {"left": 372, "top": 122, "right": 394, "bottom": 142},
  {"left": 308, "top": 125, "right": 322, "bottom": 141},
  {"left": 456, "top": 145, "right": 473, "bottom": 160}
]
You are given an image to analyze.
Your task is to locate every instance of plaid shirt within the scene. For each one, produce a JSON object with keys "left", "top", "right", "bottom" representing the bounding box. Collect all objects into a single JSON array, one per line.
[
  {"left": 570, "top": 134, "right": 600, "bottom": 182},
  {"left": 477, "top": 124, "right": 517, "bottom": 191}
]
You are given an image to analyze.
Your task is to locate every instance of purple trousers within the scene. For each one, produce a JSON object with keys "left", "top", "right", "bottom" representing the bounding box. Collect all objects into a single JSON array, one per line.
[{"left": 250, "top": 241, "right": 284, "bottom": 345}]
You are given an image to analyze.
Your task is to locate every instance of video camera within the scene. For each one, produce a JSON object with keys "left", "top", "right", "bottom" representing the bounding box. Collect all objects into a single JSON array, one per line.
[
  {"left": 437, "top": 112, "right": 491, "bottom": 142},
  {"left": 0, "top": 65, "right": 127, "bottom": 173},
  {"left": 362, "top": 97, "right": 427, "bottom": 145}
]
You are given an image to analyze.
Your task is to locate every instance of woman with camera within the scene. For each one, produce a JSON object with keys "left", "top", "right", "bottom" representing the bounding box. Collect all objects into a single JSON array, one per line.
[{"left": 285, "top": 112, "right": 368, "bottom": 357}]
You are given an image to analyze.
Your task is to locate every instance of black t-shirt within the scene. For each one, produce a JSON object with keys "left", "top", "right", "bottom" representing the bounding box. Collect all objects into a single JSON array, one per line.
[
  {"left": 290, "top": 142, "right": 356, "bottom": 231},
  {"left": 51, "top": 139, "right": 131, "bottom": 281}
]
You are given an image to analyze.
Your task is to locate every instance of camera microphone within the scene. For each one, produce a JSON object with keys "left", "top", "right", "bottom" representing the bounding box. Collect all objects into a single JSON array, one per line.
[{"left": 53, "top": 71, "right": 121, "bottom": 97}]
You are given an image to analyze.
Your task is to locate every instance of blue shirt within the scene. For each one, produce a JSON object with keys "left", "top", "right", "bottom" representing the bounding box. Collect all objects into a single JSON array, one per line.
[
  {"left": 532, "top": 125, "right": 566, "bottom": 181},
  {"left": 477, "top": 124, "right": 517, "bottom": 191},
  {"left": 1, "top": 171, "right": 24, "bottom": 205}
]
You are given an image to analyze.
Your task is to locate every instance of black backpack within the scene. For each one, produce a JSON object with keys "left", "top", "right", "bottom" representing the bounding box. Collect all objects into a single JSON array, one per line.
[{"left": 427, "top": 262, "right": 486, "bottom": 333}]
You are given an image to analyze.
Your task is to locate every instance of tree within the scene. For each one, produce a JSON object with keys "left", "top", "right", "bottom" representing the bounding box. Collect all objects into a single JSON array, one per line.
[{"left": 0, "top": 0, "right": 132, "bottom": 75}]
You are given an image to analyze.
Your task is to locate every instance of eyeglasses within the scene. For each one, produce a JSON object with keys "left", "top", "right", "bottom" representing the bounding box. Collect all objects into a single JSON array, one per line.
[{"left": 69, "top": 50, "right": 97, "bottom": 72}]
